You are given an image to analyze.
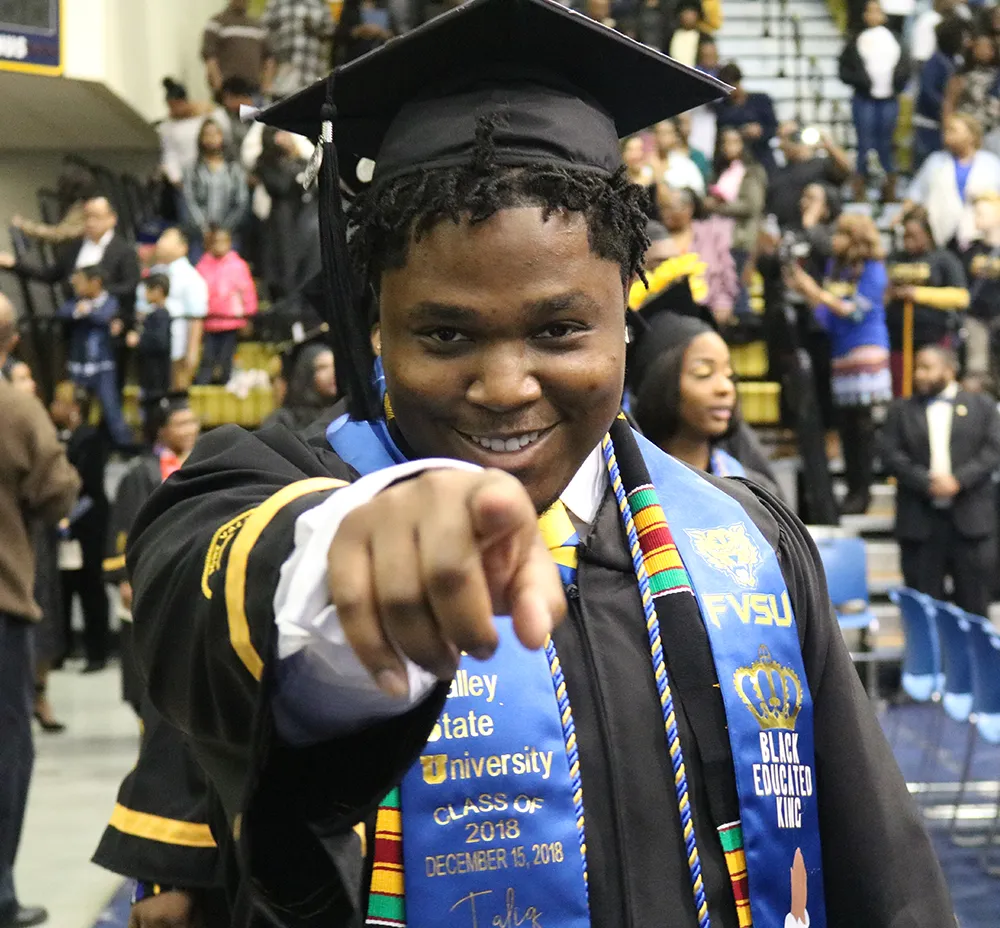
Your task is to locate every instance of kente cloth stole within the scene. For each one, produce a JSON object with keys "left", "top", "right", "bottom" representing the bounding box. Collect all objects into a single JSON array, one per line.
[{"left": 325, "top": 411, "right": 824, "bottom": 928}]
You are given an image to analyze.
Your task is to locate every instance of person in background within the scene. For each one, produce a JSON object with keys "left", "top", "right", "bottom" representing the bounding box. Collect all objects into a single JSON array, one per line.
[
  {"left": 4, "top": 363, "right": 65, "bottom": 734},
  {"left": 674, "top": 112, "right": 712, "bottom": 182},
  {"left": 714, "top": 62, "right": 779, "bottom": 175},
  {"left": 839, "top": 0, "right": 910, "bottom": 202},
  {"left": 215, "top": 77, "right": 258, "bottom": 155},
  {"left": 784, "top": 212, "right": 892, "bottom": 514},
  {"left": 913, "top": 16, "right": 969, "bottom": 168},
  {"left": 195, "top": 226, "right": 257, "bottom": 386},
  {"left": 652, "top": 118, "right": 705, "bottom": 194},
  {"left": 912, "top": 0, "right": 967, "bottom": 65},
  {"left": 880, "top": 344, "right": 1000, "bottom": 616},
  {"left": 332, "top": 0, "right": 397, "bottom": 65},
  {"left": 621, "top": 0, "right": 670, "bottom": 50},
  {"left": 0, "top": 294, "right": 79, "bottom": 928},
  {"left": 941, "top": 31, "right": 1000, "bottom": 152},
  {"left": 46, "top": 381, "right": 110, "bottom": 680},
  {"left": 56, "top": 266, "right": 131, "bottom": 448},
  {"left": 655, "top": 185, "right": 739, "bottom": 325},
  {"left": 132, "top": 273, "right": 174, "bottom": 399},
  {"left": 261, "top": 342, "right": 340, "bottom": 432},
  {"left": 0, "top": 197, "right": 140, "bottom": 334},
  {"left": 886, "top": 207, "right": 969, "bottom": 394},
  {"left": 667, "top": 0, "right": 708, "bottom": 67},
  {"left": 156, "top": 79, "right": 217, "bottom": 212},
  {"left": 688, "top": 39, "right": 721, "bottom": 160},
  {"left": 254, "top": 127, "right": 312, "bottom": 298},
  {"left": 962, "top": 189, "right": 1000, "bottom": 382},
  {"left": 622, "top": 136, "right": 655, "bottom": 187},
  {"left": 201, "top": 0, "right": 274, "bottom": 99},
  {"left": 182, "top": 119, "right": 250, "bottom": 257},
  {"left": 766, "top": 121, "right": 852, "bottom": 227},
  {"left": 137, "top": 228, "right": 209, "bottom": 390},
  {"left": 905, "top": 112, "right": 1000, "bottom": 248},
  {"left": 262, "top": 0, "right": 335, "bottom": 96},
  {"left": 704, "top": 127, "right": 768, "bottom": 314},
  {"left": 9, "top": 165, "right": 96, "bottom": 250},
  {"left": 631, "top": 312, "right": 780, "bottom": 491}
]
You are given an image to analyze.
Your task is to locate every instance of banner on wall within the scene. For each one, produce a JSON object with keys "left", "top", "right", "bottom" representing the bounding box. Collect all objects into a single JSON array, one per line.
[{"left": 0, "top": 0, "right": 62, "bottom": 76}]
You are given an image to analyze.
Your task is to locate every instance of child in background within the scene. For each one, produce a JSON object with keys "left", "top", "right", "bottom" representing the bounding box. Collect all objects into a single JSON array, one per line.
[
  {"left": 58, "top": 266, "right": 131, "bottom": 447},
  {"left": 195, "top": 225, "right": 258, "bottom": 385},
  {"left": 130, "top": 273, "right": 173, "bottom": 398}
]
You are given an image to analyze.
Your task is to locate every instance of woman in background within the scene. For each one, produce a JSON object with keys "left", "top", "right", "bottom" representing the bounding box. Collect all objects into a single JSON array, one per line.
[
  {"left": 654, "top": 185, "right": 738, "bottom": 326},
  {"left": 631, "top": 312, "right": 779, "bottom": 490},
  {"left": 704, "top": 127, "right": 768, "bottom": 315},
  {"left": 906, "top": 112, "right": 1000, "bottom": 248},
  {"left": 886, "top": 207, "right": 969, "bottom": 394},
  {"left": 262, "top": 342, "right": 342, "bottom": 434},
  {"left": 785, "top": 212, "right": 892, "bottom": 514}
]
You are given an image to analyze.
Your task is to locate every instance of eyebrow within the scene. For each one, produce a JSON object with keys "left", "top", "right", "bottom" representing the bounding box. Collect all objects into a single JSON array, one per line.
[{"left": 406, "top": 291, "right": 604, "bottom": 326}]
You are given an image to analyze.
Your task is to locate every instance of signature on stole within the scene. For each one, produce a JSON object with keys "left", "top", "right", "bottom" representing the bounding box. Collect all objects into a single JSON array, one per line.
[{"left": 450, "top": 888, "right": 543, "bottom": 928}]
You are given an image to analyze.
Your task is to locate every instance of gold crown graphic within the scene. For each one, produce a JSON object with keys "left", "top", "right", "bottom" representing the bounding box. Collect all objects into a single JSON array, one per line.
[{"left": 733, "top": 646, "right": 803, "bottom": 731}]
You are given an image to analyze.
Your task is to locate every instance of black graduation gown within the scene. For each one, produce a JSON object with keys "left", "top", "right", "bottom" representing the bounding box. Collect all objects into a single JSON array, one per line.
[
  {"left": 126, "top": 422, "right": 953, "bottom": 928},
  {"left": 105, "top": 454, "right": 162, "bottom": 710},
  {"left": 92, "top": 694, "right": 225, "bottom": 897}
]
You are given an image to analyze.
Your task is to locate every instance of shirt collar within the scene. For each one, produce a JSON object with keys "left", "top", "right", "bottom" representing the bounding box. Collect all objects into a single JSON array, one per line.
[
  {"left": 87, "top": 229, "right": 113, "bottom": 249},
  {"left": 559, "top": 445, "right": 606, "bottom": 527}
]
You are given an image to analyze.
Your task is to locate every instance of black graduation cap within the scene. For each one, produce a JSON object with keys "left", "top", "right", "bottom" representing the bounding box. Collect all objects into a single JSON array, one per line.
[{"left": 257, "top": 0, "right": 729, "bottom": 419}]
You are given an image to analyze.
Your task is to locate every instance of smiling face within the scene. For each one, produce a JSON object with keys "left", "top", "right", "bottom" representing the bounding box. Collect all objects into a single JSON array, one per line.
[
  {"left": 378, "top": 207, "right": 627, "bottom": 511},
  {"left": 677, "top": 332, "right": 736, "bottom": 441}
]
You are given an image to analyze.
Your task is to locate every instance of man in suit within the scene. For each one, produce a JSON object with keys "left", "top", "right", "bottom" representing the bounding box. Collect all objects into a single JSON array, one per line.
[
  {"left": 0, "top": 196, "right": 140, "bottom": 327},
  {"left": 880, "top": 345, "right": 1000, "bottom": 615}
]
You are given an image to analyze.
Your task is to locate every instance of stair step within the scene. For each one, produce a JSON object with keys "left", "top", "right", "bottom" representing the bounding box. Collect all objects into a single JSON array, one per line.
[
  {"left": 719, "top": 18, "right": 842, "bottom": 38},
  {"left": 737, "top": 56, "right": 839, "bottom": 80},
  {"left": 718, "top": 35, "right": 844, "bottom": 58},
  {"left": 739, "top": 75, "right": 852, "bottom": 102}
]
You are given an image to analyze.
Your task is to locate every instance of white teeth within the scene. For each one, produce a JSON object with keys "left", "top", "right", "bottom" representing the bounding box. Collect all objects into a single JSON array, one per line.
[{"left": 468, "top": 431, "right": 541, "bottom": 453}]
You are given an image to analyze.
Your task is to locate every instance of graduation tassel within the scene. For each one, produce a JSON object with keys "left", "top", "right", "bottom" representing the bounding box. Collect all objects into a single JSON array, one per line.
[{"left": 317, "top": 83, "right": 380, "bottom": 421}]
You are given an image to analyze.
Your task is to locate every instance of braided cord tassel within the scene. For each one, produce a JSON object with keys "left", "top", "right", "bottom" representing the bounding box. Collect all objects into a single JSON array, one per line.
[
  {"left": 601, "top": 434, "right": 712, "bottom": 928},
  {"left": 545, "top": 637, "right": 589, "bottom": 890}
]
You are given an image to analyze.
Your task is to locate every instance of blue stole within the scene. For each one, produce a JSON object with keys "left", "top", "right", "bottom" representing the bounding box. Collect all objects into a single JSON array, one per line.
[
  {"left": 711, "top": 446, "right": 746, "bottom": 478},
  {"left": 327, "top": 418, "right": 824, "bottom": 928}
]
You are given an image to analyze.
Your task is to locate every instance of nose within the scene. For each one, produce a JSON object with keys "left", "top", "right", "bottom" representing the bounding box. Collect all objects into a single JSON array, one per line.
[
  {"left": 715, "top": 373, "right": 736, "bottom": 399},
  {"left": 465, "top": 346, "right": 542, "bottom": 412}
]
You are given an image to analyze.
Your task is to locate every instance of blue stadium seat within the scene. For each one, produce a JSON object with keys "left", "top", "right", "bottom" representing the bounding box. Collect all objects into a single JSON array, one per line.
[
  {"left": 814, "top": 536, "right": 877, "bottom": 631},
  {"left": 888, "top": 588, "right": 943, "bottom": 703},
  {"left": 931, "top": 602, "right": 976, "bottom": 723},
  {"left": 967, "top": 617, "right": 1000, "bottom": 746}
]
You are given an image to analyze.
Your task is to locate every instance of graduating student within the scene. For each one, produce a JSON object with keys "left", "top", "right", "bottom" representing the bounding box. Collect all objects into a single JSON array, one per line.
[{"left": 124, "top": 3, "right": 953, "bottom": 927}]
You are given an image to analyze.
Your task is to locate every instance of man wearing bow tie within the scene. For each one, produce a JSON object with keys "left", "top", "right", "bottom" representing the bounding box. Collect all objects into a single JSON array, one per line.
[{"left": 880, "top": 345, "right": 1000, "bottom": 615}]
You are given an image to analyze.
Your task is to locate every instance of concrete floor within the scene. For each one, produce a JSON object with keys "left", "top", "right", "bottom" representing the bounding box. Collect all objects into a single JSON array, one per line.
[{"left": 13, "top": 662, "right": 135, "bottom": 928}]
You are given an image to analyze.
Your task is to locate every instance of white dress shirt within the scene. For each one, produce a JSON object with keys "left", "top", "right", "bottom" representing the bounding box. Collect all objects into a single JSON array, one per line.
[
  {"left": 928, "top": 381, "right": 959, "bottom": 507},
  {"left": 75, "top": 229, "right": 113, "bottom": 269},
  {"left": 272, "top": 445, "right": 606, "bottom": 740}
]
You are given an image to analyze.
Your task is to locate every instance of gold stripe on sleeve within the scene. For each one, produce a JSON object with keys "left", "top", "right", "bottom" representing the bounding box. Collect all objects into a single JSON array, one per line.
[
  {"left": 108, "top": 803, "right": 217, "bottom": 848},
  {"left": 224, "top": 478, "right": 348, "bottom": 680}
]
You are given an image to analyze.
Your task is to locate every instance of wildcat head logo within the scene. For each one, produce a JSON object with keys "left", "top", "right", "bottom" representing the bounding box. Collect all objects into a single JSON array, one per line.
[{"left": 686, "top": 523, "right": 763, "bottom": 588}]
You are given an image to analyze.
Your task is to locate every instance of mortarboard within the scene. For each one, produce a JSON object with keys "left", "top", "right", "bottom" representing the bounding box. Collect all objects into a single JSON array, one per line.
[{"left": 257, "top": 0, "right": 729, "bottom": 420}]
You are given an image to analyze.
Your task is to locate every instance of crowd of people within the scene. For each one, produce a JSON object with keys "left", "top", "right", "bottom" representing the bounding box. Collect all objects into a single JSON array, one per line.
[{"left": 0, "top": 1, "right": 998, "bottom": 927}]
